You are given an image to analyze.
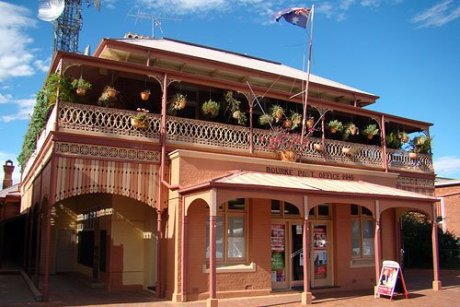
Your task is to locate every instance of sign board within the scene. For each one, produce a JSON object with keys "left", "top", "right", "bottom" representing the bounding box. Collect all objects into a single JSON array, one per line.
[{"left": 376, "top": 260, "right": 408, "bottom": 301}]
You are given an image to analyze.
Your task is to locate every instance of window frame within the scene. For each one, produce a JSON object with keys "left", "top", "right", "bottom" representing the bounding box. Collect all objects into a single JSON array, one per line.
[
  {"left": 351, "top": 204, "right": 375, "bottom": 260},
  {"left": 206, "top": 199, "right": 248, "bottom": 264}
]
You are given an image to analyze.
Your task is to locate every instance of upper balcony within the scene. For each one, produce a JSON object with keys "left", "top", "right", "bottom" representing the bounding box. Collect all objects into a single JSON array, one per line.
[
  {"left": 20, "top": 38, "right": 434, "bottom": 178},
  {"left": 22, "top": 100, "right": 432, "bottom": 178}
]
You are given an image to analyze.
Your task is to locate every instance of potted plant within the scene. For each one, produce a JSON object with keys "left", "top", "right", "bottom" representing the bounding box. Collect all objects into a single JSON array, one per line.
[
  {"left": 289, "top": 112, "right": 302, "bottom": 130},
  {"left": 140, "top": 89, "right": 151, "bottom": 101},
  {"left": 343, "top": 122, "right": 359, "bottom": 140},
  {"left": 71, "top": 77, "right": 92, "bottom": 96},
  {"left": 386, "top": 131, "right": 402, "bottom": 149},
  {"left": 399, "top": 131, "right": 409, "bottom": 143},
  {"left": 271, "top": 105, "right": 285, "bottom": 123},
  {"left": 267, "top": 127, "right": 303, "bottom": 162},
  {"left": 363, "top": 123, "right": 379, "bottom": 140},
  {"left": 314, "top": 143, "right": 323, "bottom": 152},
  {"left": 224, "top": 91, "right": 247, "bottom": 125},
  {"left": 104, "top": 86, "right": 117, "bottom": 98},
  {"left": 306, "top": 116, "right": 315, "bottom": 129},
  {"left": 327, "top": 120, "right": 344, "bottom": 134},
  {"left": 201, "top": 99, "right": 220, "bottom": 118},
  {"left": 130, "top": 108, "right": 150, "bottom": 129},
  {"left": 259, "top": 113, "right": 273, "bottom": 126},
  {"left": 98, "top": 86, "right": 117, "bottom": 107},
  {"left": 171, "top": 93, "right": 187, "bottom": 111}
]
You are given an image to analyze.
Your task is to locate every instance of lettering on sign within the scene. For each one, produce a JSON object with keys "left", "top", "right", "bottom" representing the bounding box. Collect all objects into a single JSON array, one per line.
[{"left": 266, "top": 167, "right": 354, "bottom": 181}]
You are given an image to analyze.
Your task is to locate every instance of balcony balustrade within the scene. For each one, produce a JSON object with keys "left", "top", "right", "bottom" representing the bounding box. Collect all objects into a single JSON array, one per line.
[{"left": 27, "top": 102, "right": 431, "bottom": 175}]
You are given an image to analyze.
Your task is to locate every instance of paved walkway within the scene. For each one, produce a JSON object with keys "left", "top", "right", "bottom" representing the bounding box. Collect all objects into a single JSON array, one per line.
[{"left": 0, "top": 269, "right": 458, "bottom": 307}]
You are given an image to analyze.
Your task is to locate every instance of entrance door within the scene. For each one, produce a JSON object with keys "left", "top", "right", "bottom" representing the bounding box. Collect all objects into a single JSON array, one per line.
[
  {"left": 311, "top": 222, "right": 333, "bottom": 287},
  {"left": 271, "top": 223, "right": 287, "bottom": 289},
  {"left": 291, "top": 224, "right": 304, "bottom": 285}
]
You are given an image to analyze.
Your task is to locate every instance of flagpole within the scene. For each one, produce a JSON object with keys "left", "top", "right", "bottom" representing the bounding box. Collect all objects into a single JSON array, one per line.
[{"left": 300, "top": 5, "right": 314, "bottom": 152}]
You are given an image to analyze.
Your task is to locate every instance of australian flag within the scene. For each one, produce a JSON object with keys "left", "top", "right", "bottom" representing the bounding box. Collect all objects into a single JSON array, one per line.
[{"left": 274, "top": 7, "right": 311, "bottom": 28}]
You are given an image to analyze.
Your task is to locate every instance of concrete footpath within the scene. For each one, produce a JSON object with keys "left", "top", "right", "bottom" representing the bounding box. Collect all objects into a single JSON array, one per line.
[{"left": 0, "top": 269, "right": 458, "bottom": 307}]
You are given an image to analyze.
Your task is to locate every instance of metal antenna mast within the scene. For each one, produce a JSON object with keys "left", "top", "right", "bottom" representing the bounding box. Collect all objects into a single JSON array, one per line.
[
  {"left": 127, "top": 8, "right": 181, "bottom": 38},
  {"left": 39, "top": 0, "right": 100, "bottom": 53}
]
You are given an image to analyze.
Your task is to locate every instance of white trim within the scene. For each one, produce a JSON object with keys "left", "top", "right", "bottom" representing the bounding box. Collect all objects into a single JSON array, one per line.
[{"left": 202, "top": 262, "right": 256, "bottom": 273}]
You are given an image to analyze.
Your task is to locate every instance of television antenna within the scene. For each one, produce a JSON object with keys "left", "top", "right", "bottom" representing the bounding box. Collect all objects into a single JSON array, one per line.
[
  {"left": 37, "top": 0, "right": 101, "bottom": 53},
  {"left": 127, "top": 8, "right": 181, "bottom": 38}
]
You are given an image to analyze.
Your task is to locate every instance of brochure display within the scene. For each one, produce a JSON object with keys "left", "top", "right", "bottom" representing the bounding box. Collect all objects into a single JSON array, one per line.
[{"left": 376, "top": 260, "right": 408, "bottom": 301}]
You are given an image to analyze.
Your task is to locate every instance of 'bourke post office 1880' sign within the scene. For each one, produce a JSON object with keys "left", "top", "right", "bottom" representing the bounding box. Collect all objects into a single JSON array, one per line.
[{"left": 266, "top": 166, "right": 355, "bottom": 181}]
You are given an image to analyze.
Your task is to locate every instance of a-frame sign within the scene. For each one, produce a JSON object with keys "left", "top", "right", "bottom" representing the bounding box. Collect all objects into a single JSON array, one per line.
[{"left": 376, "top": 260, "right": 408, "bottom": 301}]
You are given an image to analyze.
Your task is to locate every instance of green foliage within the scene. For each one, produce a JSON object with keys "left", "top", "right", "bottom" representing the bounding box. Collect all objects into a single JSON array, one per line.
[
  {"left": 402, "top": 212, "right": 459, "bottom": 269},
  {"left": 43, "top": 73, "right": 75, "bottom": 106},
  {"left": 410, "top": 135, "right": 432, "bottom": 155},
  {"left": 17, "top": 90, "right": 50, "bottom": 168},
  {"left": 201, "top": 99, "right": 220, "bottom": 118},
  {"left": 386, "top": 131, "right": 402, "bottom": 149},
  {"left": 327, "top": 119, "right": 344, "bottom": 133},
  {"left": 363, "top": 123, "right": 379, "bottom": 137},
  {"left": 224, "top": 91, "right": 247, "bottom": 125},
  {"left": 71, "top": 77, "right": 92, "bottom": 90}
]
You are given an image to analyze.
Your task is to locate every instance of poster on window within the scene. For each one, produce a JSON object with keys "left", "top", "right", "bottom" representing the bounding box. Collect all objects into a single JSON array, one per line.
[
  {"left": 313, "top": 225, "right": 327, "bottom": 250},
  {"left": 314, "top": 250, "right": 328, "bottom": 279},
  {"left": 271, "top": 224, "right": 285, "bottom": 252}
]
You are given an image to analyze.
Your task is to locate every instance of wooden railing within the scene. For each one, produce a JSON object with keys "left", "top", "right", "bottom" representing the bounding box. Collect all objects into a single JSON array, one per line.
[{"left": 56, "top": 102, "right": 433, "bottom": 173}]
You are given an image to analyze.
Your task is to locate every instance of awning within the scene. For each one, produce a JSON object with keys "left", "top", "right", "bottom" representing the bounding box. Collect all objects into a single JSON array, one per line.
[{"left": 179, "top": 171, "right": 437, "bottom": 203}]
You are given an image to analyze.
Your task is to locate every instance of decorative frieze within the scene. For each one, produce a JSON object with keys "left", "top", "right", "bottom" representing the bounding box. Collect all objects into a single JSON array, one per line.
[{"left": 54, "top": 142, "right": 160, "bottom": 163}]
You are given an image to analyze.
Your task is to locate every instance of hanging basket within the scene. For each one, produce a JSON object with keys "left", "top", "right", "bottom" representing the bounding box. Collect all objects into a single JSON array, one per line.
[
  {"left": 140, "top": 90, "right": 150, "bottom": 101},
  {"left": 314, "top": 143, "right": 323, "bottom": 152},
  {"left": 76, "top": 87, "right": 87, "bottom": 96},
  {"left": 106, "top": 87, "right": 117, "bottom": 98},
  {"left": 280, "top": 150, "right": 296, "bottom": 162},
  {"left": 342, "top": 147, "right": 351, "bottom": 155}
]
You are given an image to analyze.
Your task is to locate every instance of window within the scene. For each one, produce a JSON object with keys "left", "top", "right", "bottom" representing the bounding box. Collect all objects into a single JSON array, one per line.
[
  {"left": 309, "top": 204, "right": 331, "bottom": 219},
  {"left": 206, "top": 199, "right": 247, "bottom": 262},
  {"left": 271, "top": 200, "right": 300, "bottom": 217},
  {"left": 351, "top": 205, "right": 374, "bottom": 258}
]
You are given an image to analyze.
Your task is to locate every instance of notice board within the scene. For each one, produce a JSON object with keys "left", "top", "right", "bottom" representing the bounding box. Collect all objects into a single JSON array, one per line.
[{"left": 376, "top": 260, "right": 408, "bottom": 300}]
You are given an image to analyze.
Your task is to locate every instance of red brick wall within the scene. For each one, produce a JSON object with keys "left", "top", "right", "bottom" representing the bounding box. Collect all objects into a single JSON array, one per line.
[{"left": 436, "top": 185, "right": 460, "bottom": 236}]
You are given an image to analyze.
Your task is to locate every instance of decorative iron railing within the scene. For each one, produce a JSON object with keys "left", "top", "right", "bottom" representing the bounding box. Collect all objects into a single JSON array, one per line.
[
  {"left": 58, "top": 102, "right": 161, "bottom": 140},
  {"left": 56, "top": 102, "right": 433, "bottom": 173},
  {"left": 387, "top": 148, "right": 433, "bottom": 173}
]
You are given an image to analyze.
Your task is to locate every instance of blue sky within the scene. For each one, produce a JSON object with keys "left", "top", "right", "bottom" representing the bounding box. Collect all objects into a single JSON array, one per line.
[{"left": 1, "top": 0, "right": 459, "bottom": 183}]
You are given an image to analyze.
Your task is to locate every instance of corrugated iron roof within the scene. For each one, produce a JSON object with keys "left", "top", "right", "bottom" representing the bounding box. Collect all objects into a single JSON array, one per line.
[
  {"left": 119, "top": 37, "right": 376, "bottom": 97},
  {"left": 202, "top": 171, "right": 436, "bottom": 202},
  {"left": 0, "top": 183, "right": 20, "bottom": 199}
]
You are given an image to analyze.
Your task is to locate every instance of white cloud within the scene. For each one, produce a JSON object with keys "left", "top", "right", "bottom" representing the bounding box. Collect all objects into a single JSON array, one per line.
[
  {"left": 102, "top": 0, "right": 118, "bottom": 10},
  {"left": 0, "top": 97, "right": 34, "bottom": 122},
  {"left": 412, "top": 0, "right": 460, "bottom": 28},
  {"left": 434, "top": 156, "right": 460, "bottom": 178},
  {"left": 0, "top": 2, "right": 37, "bottom": 81},
  {"left": 0, "top": 151, "right": 21, "bottom": 185},
  {"left": 0, "top": 92, "right": 12, "bottom": 104},
  {"left": 34, "top": 57, "right": 51, "bottom": 73}
]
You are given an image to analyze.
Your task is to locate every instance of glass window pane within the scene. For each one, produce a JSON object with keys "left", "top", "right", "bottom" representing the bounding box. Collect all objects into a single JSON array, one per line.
[
  {"left": 206, "top": 216, "right": 224, "bottom": 259},
  {"left": 318, "top": 205, "right": 329, "bottom": 216},
  {"left": 284, "top": 202, "right": 300, "bottom": 216},
  {"left": 362, "top": 207, "right": 373, "bottom": 216},
  {"left": 271, "top": 200, "right": 281, "bottom": 215},
  {"left": 309, "top": 207, "right": 315, "bottom": 217},
  {"left": 351, "top": 220, "right": 360, "bottom": 256},
  {"left": 228, "top": 198, "right": 245, "bottom": 211},
  {"left": 362, "top": 220, "right": 374, "bottom": 239},
  {"left": 227, "top": 217, "right": 245, "bottom": 258},
  {"left": 351, "top": 204, "right": 358, "bottom": 215}
]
